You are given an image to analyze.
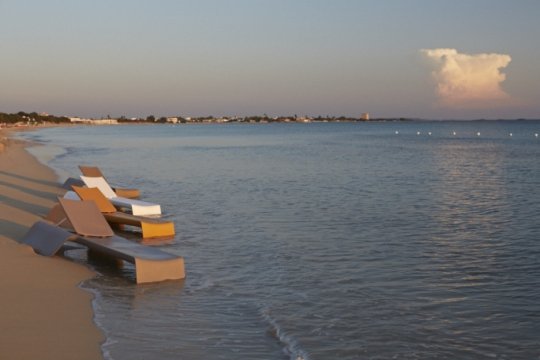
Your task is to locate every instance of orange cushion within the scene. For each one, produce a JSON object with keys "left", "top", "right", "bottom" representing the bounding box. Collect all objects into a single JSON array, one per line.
[{"left": 71, "top": 185, "right": 117, "bottom": 213}]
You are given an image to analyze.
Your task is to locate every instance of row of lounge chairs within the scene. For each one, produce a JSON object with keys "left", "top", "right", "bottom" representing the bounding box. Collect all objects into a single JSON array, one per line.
[{"left": 22, "top": 166, "right": 185, "bottom": 284}]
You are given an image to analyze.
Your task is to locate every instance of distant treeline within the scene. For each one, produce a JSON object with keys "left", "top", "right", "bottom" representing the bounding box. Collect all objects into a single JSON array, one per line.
[
  {"left": 116, "top": 115, "right": 175, "bottom": 123},
  {"left": 2, "top": 111, "right": 407, "bottom": 125},
  {"left": 0, "top": 111, "right": 70, "bottom": 124}
]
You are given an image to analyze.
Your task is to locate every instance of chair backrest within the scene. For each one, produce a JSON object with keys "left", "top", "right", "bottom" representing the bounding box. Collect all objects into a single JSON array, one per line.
[
  {"left": 80, "top": 175, "right": 117, "bottom": 199},
  {"left": 79, "top": 165, "right": 104, "bottom": 178},
  {"left": 62, "top": 177, "right": 86, "bottom": 190},
  {"left": 22, "top": 221, "right": 76, "bottom": 256},
  {"left": 44, "top": 203, "right": 73, "bottom": 229},
  {"left": 58, "top": 198, "right": 114, "bottom": 237},
  {"left": 63, "top": 191, "right": 80, "bottom": 200},
  {"left": 71, "top": 185, "right": 117, "bottom": 213}
]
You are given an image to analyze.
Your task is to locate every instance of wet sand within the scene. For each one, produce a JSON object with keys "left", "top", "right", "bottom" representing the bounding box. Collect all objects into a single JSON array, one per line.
[{"left": 0, "top": 128, "right": 104, "bottom": 360}]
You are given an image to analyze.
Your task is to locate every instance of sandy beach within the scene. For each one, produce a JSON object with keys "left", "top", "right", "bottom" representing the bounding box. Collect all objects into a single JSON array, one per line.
[{"left": 0, "top": 128, "right": 104, "bottom": 360}]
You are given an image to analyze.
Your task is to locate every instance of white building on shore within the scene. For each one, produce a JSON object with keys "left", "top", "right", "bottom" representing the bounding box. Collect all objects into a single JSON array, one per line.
[{"left": 69, "top": 117, "right": 118, "bottom": 125}]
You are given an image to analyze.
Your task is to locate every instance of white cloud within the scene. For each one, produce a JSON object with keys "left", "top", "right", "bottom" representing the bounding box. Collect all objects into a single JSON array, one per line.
[{"left": 421, "top": 48, "right": 512, "bottom": 108}]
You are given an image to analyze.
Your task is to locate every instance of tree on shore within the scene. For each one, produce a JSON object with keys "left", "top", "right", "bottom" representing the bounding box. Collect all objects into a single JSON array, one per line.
[{"left": 0, "top": 111, "right": 70, "bottom": 124}]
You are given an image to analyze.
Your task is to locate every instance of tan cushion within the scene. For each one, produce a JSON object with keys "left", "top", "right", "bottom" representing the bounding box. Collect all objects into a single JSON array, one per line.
[
  {"left": 58, "top": 198, "right": 114, "bottom": 237},
  {"left": 79, "top": 165, "right": 104, "bottom": 177}
]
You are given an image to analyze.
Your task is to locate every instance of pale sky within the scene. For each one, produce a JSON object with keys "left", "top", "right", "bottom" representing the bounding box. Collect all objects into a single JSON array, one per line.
[{"left": 1, "top": 0, "right": 539, "bottom": 119}]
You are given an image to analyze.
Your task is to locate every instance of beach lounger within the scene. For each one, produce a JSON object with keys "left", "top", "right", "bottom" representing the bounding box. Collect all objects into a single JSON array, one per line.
[
  {"left": 69, "top": 186, "right": 175, "bottom": 239},
  {"left": 22, "top": 221, "right": 77, "bottom": 256},
  {"left": 34, "top": 198, "right": 185, "bottom": 283},
  {"left": 63, "top": 190, "right": 81, "bottom": 200},
  {"left": 80, "top": 175, "right": 161, "bottom": 216},
  {"left": 79, "top": 165, "right": 140, "bottom": 198},
  {"left": 61, "top": 177, "right": 85, "bottom": 190}
]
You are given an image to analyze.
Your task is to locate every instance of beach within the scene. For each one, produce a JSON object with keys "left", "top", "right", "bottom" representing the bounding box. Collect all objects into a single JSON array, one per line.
[{"left": 0, "top": 128, "right": 103, "bottom": 360}]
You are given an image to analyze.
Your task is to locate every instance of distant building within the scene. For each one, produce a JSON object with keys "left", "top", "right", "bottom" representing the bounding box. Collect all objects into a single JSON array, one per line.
[
  {"left": 93, "top": 119, "right": 118, "bottom": 125},
  {"left": 69, "top": 117, "right": 118, "bottom": 125},
  {"left": 166, "top": 117, "right": 179, "bottom": 124},
  {"left": 361, "top": 113, "right": 370, "bottom": 121},
  {"left": 69, "top": 117, "right": 91, "bottom": 123}
]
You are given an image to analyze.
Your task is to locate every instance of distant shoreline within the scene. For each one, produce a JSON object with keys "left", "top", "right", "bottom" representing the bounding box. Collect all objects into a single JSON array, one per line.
[
  {"left": 2, "top": 110, "right": 540, "bottom": 128},
  {"left": 2, "top": 118, "right": 539, "bottom": 130}
]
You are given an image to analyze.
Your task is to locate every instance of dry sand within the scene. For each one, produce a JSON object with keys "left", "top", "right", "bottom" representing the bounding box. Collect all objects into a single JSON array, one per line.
[{"left": 0, "top": 128, "right": 104, "bottom": 360}]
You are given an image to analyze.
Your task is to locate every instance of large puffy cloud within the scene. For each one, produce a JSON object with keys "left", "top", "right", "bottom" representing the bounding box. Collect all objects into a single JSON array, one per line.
[{"left": 421, "top": 48, "right": 512, "bottom": 108}]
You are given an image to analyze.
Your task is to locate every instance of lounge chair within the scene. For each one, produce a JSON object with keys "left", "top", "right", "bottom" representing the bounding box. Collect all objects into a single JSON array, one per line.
[
  {"left": 79, "top": 165, "right": 140, "bottom": 198},
  {"left": 61, "top": 177, "right": 86, "bottom": 190},
  {"left": 22, "top": 221, "right": 77, "bottom": 256},
  {"left": 80, "top": 175, "right": 161, "bottom": 216},
  {"left": 25, "top": 198, "right": 185, "bottom": 283},
  {"left": 68, "top": 186, "right": 175, "bottom": 239}
]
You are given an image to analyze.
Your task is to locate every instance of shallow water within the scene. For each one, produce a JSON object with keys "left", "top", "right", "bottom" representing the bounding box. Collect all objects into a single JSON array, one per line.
[{"left": 22, "top": 121, "right": 540, "bottom": 359}]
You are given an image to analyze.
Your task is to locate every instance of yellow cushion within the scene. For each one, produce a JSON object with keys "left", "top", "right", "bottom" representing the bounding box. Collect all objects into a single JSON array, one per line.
[{"left": 71, "top": 185, "right": 117, "bottom": 213}]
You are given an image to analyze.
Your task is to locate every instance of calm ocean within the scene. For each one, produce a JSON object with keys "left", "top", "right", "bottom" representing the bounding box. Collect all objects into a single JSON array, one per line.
[{"left": 21, "top": 121, "right": 540, "bottom": 359}]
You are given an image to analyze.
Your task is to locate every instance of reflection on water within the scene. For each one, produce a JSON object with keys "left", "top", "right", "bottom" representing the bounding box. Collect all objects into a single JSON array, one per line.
[
  {"left": 429, "top": 141, "right": 509, "bottom": 267},
  {"left": 21, "top": 121, "right": 540, "bottom": 359}
]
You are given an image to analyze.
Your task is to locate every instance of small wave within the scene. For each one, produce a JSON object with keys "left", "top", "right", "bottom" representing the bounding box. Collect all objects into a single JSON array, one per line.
[
  {"left": 260, "top": 307, "right": 310, "bottom": 360},
  {"left": 79, "top": 279, "right": 117, "bottom": 360},
  {"left": 185, "top": 277, "right": 217, "bottom": 294},
  {"left": 25, "top": 143, "right": 73, "bottom": 182}
]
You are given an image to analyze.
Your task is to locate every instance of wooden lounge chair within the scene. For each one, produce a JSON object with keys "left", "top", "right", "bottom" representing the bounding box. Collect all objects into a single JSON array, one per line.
[
  {"left": 35, "top": 198, "right": 185, "bottom": 283},
  {"left": 80, "top": 175, "right": 161, "bottom": 216},
  {"left": 69, "top": 185, "right": 175, "bottom": 239},
  {"left": 79, "top": 165, "right": 140, "bottom": 198}
]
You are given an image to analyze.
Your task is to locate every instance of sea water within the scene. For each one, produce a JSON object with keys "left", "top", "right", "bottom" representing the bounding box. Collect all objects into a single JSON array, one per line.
[{"left": 20, "top": 121, "right": 540, "bottom": 359}]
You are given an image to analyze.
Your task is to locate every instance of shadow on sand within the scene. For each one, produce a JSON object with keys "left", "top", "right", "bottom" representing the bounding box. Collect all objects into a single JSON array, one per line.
[
  {"left": 0, "top": 194, "right": 51, "bottom": 218},
  {"left": 0, "top": 170, "right": 59, "bottom": 188},
  {"left": 0, "top": 219, "right": 31, "bottom": 242},
  {"left": 0, "top": 179, "right": 60, "bottom": 201}
]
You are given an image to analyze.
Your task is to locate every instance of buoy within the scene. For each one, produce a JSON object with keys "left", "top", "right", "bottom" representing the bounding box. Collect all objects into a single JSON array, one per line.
[
  {"left": 477, "top": 132, "right": 481, "bottom": 136},
  {"left": 535, "top": 133, "right": 539, "bottom": 138},
  {"left": 416, "top": 131, "right": 421, "bottom": 135},
  {"left": 452, "top": 131, "right": 456, "bottom": 136},
  {"left": 509, "top": 133, "right": 513, "bottom": 137},
  {"left": 428, "top": 132, "right": 432, "bottom": 136},
  {"left": 395, "top": 131, "right": 399, "bottom": 135}
]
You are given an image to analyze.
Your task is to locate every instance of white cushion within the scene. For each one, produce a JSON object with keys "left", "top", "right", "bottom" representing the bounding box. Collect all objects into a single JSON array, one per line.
[
  {"left": 110, "top": 198, "right": 161, "bottom": 216},
  {"left": 80, "top": 176, "right": 117, "bottom": 199}
]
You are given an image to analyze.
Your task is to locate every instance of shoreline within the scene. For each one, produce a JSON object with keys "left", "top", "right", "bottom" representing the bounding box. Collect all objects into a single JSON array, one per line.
[{"left": 0, "top": 127, "right": 104, "bottom": 359}]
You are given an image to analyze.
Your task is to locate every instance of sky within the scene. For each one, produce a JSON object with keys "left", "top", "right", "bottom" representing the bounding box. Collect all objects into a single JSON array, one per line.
[{"left": 1, "top": 0, "right": 539, "bottom": 119}]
